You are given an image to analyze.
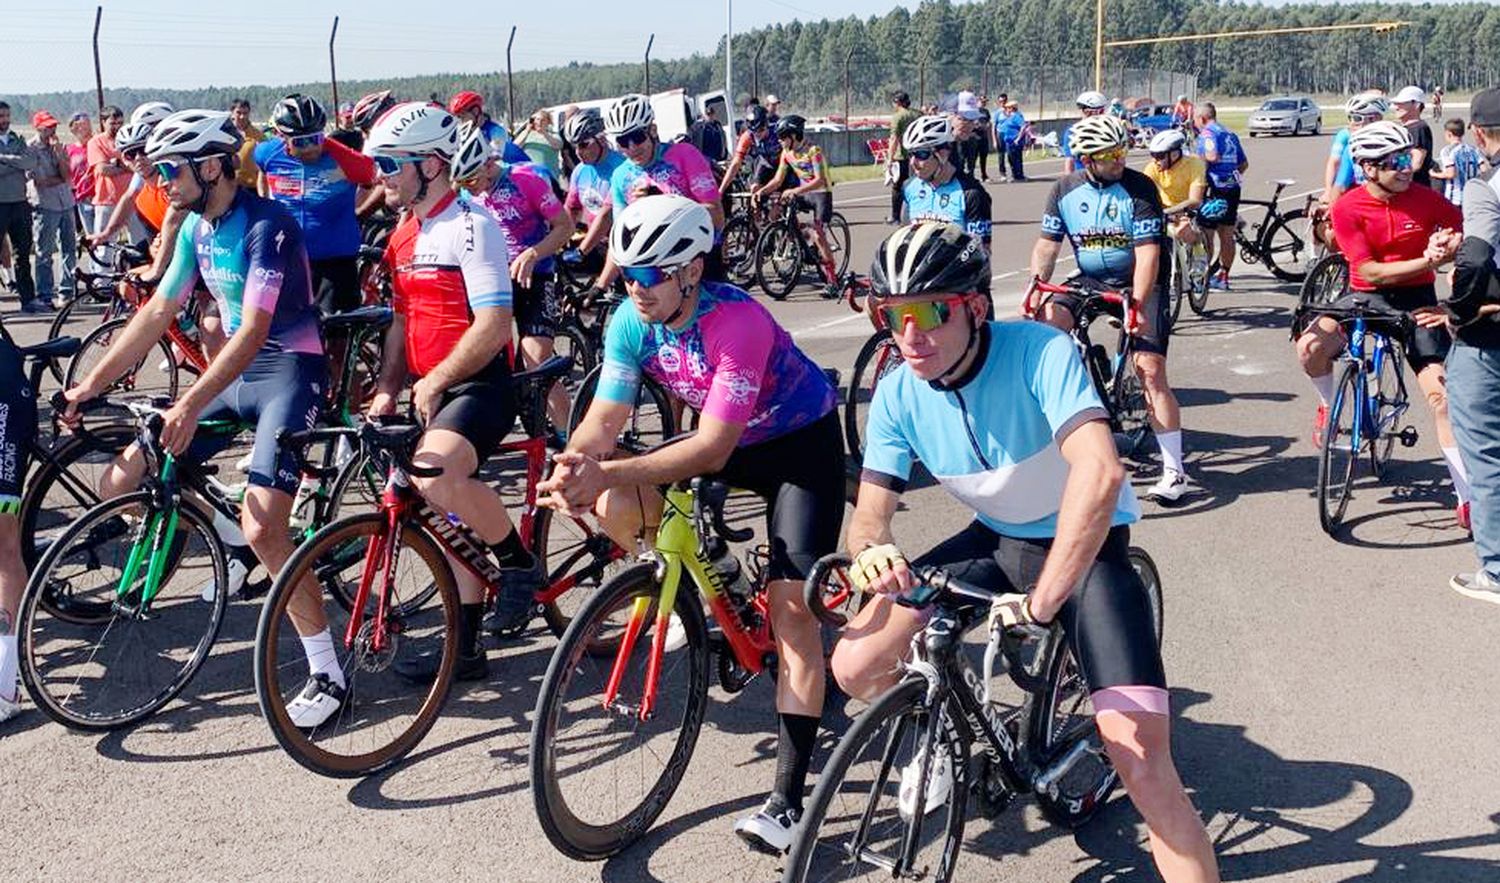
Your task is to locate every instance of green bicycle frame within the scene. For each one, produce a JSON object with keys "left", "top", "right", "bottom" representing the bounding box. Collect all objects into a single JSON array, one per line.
[{"left": 114, "top": 454, "right": 181, "bottom": 612}]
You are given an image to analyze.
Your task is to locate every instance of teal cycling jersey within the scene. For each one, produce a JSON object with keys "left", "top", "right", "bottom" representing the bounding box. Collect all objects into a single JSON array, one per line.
[
  {"left": 1040, "top": 168, "right": 1167, "bottom": 288},
  {"left": 861, "top": 320, "right": 1140, "bottom": 538},
  {"left": 902, "top": 170, "right": 992, "bottom": 243}
]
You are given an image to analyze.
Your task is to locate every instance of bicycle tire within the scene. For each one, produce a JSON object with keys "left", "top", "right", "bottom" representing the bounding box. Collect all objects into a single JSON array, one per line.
[
  {"left": 65, "top": 316, "right": 179, "bottom": 401},
  {"left": 1187, "top": 258, "right": 1213, "bottom": 315},
  {"left": 827, "top": 212, "right": 853, "bottom": 276},
  {"left": 46, "top": 290, "right": 115, "bottom": 383},
  {"left": 534, "top": 505, "right": 628, "bottom": 650},
  {"left": 756, "top": 223, "right": 802, "bottom": 300},
  {"left": 1027, "top": 628, "right": 1119, "bottom": 829},
  {"left": 1126, "top": 546, "right": 1166, "bottom": 649},
  {"left": 20, "top": 423, "right": 135, "bottom": 576},
  {"left": 1260, "top": 208, "right": 1313, "bottom": 282},
  {"left": 843, "top": 330, "right": 901, "bottom": 465},
  {"left": 253, "top": 512, "right": 460, "bottom": 778},
  {"left": 1108, "top": 346, "right": 1153, "bottom": 460},
  {"left": 782, "top": 679, "right": 967, "bottom": 883},
  {"left": 1369, "top": 339, "right": 1406, "bottom": 479},
  {"left": 1317, "top": 361, "right": 1360, "bottom": 534},
  {"left": 566, "top": 363, "right": 678, "bottom": 452},
  {"left": 721, "top": 214, "right": 759, "bottom": 289},
  {"left": 1298, "top": 253, "right": 1349, "bottom": 312},
  {"left": 1167, "top": 243, "right": 1187, "bottom": 329},
  {"left": 530, "top": 561, "right": 711, "bottom": 860},
  {"left": 19, "top": 491, "right": 228, "bottom": 731}
]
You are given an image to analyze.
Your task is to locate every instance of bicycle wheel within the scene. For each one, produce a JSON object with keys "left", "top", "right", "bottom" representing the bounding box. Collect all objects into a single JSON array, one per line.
[
  {"left": 65, "top": 316, "right": 179, "bottom": 401},
  {"left": 21, "top": 424, "right": 135, "bottom": 575},
  {"left": 1298, "top": 254, "right": 1349, "bottom": 313},
  {"left": 756, "top": 223, "right": 802, "bottom": 300},
  {"left": 1167, "top": 244, "right": 1186, "bottom": 329},
  {"left": 535, "top": 506, "right": 629, "bottom": 647},
  {"left": 548, "top": 322, "right": 595, "bottom": 444},
  {"left": 782, "top": 679, "right": 967, "bottom": 883},
  {"left": 721, "top": 214, "right": 759, "bottom": 288},
  {"left": 1108, "top": 348, "right": 1153, "bottom": 460},
  {"left": 254, "top": 513, "right": 460, "bottom": 778},
  {"left": 1187, "top": 255, "right": 1213, "bottom": 316},
  {"left": 843, "top": 330, "right": 902, "bottom": 465},
  {"left": 1317, "top": 362, "right": 1360, "bottom": 534},
  {"left": 566, "top": 364, "right": 677, "bottom": 452},
  {"left": 530, "top": 561, "right": 710, "bottom": 860},
  {"left": 826, "top": 212, "right": 853, "bottom": 276},
  {"left": 1260, "top": 208, "right": 1313, "bottom": 282},
  {"left": 1028, "top": 629, "right": 1119, "bottom": 829},
  {"left": 1369, "top": 340, "right": 1407, "bottom": 479},
  {"left": 47, "top": 290, "right": 115, "bottom": 383},
  {"left": 1126, "top": 546, "right": 1165, "bottom": 648},
  {"left": 19, "top": 492, "right": 228, "bottom": 730}
]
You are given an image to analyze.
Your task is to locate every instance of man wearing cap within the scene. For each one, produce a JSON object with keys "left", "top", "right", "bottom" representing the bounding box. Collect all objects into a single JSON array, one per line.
[
  {"left": 764, "top": 94, "right": 782, "bottom": 128},
  {"left": 1394, "top": 85, "right": 1436, "bottom": 189},
  {"left": 0, "top": 102, "right": 43, "bottom": 313},
  {"left": 995, "top": 99, "right": 1028, "bottom": 183},
  {"left": 1438, "top": 88, "right": 1500, "bottom": 601},
  {"left": 954, "top": 90, "right": 985, "bottom": 181},
  {"left": 28, "top": 112, "right": 76, "bottom": 310}
]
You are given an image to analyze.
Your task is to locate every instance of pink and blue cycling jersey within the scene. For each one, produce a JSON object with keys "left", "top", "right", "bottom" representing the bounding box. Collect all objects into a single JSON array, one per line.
[
  {"left": 597, "top": 281, "right": 836, "bottom": 446},
  {"left": 472, "top": 163, "right": 566, "bottom": 274},
  {"left": 608, "top": 142, "right": 721, "bottom": 214}
]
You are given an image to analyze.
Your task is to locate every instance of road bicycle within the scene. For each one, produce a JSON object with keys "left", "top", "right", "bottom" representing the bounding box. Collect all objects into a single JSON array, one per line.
[
  {"left": 44, "top": 240, "right": 152, "bottom": 384},
  {"left": 1025, "top": 278, "right": 1154, "bottom": 460},
  {"left": 754, "top": 196, "right": 853, "bottom": 300},
  {"left": 1299, "top": 298, "right": 1417, "bottom": 534},
  {"left": 1164, "top": 212, "right": 1211, "bottom": 319},
  {"left": 782, "top": 549, "right": 1162, "bottom": 882},
  {"left": 254, "top": 355, "right": 628, "bottom": 778},
  {"left": 1297, "top": 252, "right": 1351, "bottom": 316},
  {"left": 838, "top": 273, "right": 903, "bottom": 465},
  {"left": 720, "top": 190, "right": 787, "bottom": 290},
  {"left": 530, "top": 465, "right": 853, "bottom": 860},
  {"left": 1191, "top": 179, "right": 1315, "bottom": 316}
]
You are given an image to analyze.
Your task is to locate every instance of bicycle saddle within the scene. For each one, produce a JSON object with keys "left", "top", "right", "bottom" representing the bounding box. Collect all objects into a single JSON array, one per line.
[
  {"left": 513, "top": 354, "right": 574, "bottom": 384},
  {"left": 1270, "top": 178, "right": 1296, "bottom": 187},
  {"left": 321, "top": 305, "right": 394, "bottom": 332}
]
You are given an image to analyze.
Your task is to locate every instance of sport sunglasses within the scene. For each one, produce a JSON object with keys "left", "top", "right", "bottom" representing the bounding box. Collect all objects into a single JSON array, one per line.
[
  {"left": 615, "top": 129, "right": 651, "bottom": 149},
  {"left": 873, "top": 295, "right": 967, "bottom": 333},
  {"left": 1085, "top": 145, "right": 1129, "bottom": 164},
  {"left": 621, "top": 265, "right": 681, "bottom": 288},
  {"left": 285, "top": 132, "right": 325, "bottom": 150},
  {"left": 372, "top": 154, "right": 425, "bottom": 177},
  {"left": 909, "top": 148, "right": 939, "bottom": 161},
  {"left": 153, "top": 156, "right": 211, "bottom": 182},
  {"left": 1371, "top": 150, "right": 1414, "bottom": 172}
]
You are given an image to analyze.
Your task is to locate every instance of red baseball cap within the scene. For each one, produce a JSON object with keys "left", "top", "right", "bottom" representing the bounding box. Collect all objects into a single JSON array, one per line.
[{"left": 32, "top": 111, "right": 59, "bottom": 129}]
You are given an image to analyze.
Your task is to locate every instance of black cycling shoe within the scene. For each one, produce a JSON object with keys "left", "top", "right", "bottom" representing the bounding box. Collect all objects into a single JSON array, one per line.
[
  {"left": 482, "top": 561, "right": 548, "bottom": 637},
  {"left": 393, "top": 646, "right": 488, "bottom": 684}
]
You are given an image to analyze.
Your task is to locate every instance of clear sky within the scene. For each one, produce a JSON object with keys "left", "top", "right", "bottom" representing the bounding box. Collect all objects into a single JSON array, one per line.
[{"left": 6, "top": 0, "right": 926, "bottom": 94}]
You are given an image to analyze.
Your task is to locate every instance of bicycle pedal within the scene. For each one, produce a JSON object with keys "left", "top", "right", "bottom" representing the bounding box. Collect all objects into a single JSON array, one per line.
[{"left": 1399, "top": 427, "right": 1419, "bottom": 448}]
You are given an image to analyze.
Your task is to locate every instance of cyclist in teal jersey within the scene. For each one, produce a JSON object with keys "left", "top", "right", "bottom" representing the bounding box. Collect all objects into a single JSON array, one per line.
[{"left": 561, "top": 109, "right": 624, "bottom": 271}]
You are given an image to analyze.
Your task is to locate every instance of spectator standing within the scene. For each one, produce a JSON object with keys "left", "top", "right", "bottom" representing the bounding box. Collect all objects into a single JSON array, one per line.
[
  {"left": 85, "top": 106, "right": 135, "bottom": 238},
  {"left": 995, "top": 99, "right": 1028, "bottom": 182},
  {"left": 65, "top": 112, "right": 94, "bottom": 240},
  {"left": 1441, "top": 89, "right": 1500, "bottom": 599},
  {"left": 27, "top": 111, "right": 75, "bottom": 310},
  {"left": 0, "top": 101, "right": 43, "bottom": 312},
  {"left": 230, "top": 98, "right": 266, "bottom": 190},
  {"left": 1433, "top": 118, "right": 1484, "bottom": 207},
  {"left": 329, "top": 102, "right": 363, "bottom": 150},
  {"left": 1394, "top": 85, "right": 1436, "bottom": 188},
  {"left": 690, "top": 104, "right": 728, "bottom": 163},
  {"left": 764, "top": 94, "right": 782, "bottom": 127},
  {"left": 954, "top": 90, "right": 983, "bottom": 178},
  {"left": 515, "top": 109, "right": 563, "bottom": 175},
  {"left": 885, "top": 91, "right": 919, "bottom": 224},
  {"left": 974, "top": 95, "right": 994, "bottom": 181}
]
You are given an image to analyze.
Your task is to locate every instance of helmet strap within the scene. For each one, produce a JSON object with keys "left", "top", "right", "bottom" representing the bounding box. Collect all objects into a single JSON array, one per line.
[
  {"left": 412, "top": 157, "right": 437, "bottom": 205},
  {"left": 928, "top": 302, "right": 988, "bottom": 391},
  {"left": 662, "top": 269, "right": 697, "bottom": 327}
]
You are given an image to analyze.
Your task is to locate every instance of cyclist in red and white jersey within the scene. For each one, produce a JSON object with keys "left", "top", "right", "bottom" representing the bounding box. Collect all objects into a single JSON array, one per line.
[{"left": 365, "top": 102, "right": 547, "bottom": 680}]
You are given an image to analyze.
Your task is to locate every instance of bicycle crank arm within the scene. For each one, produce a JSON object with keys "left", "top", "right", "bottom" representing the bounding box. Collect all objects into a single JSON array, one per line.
[{"left": 1032, "top": 734, "right": 1105, "bottom": 797}]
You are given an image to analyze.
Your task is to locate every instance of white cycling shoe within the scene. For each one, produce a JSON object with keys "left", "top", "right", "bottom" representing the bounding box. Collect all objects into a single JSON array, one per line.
[
  {"left": 734, "top": 798, "right": 801, "bottom": 854},
  {"left": 1145, "top": 469, "right": 1191, "bottom": 503},
  {"left": 200, "top": 555, "right": 250, "bottom": 603},
  {"left": 285, "top": 673, "right": 347, "bottom": 729},
  {"left": 898, "top": 741, "right": 953, "bottom": 821}
]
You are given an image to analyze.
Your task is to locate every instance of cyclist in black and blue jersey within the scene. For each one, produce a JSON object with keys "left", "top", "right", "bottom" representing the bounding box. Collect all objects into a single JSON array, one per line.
[
  {"left": 1029, "top": 114, "right": 1191, "bottom": 503},
  {"left": 899, "top": 114, "right": 991, "bottom": 302},
  {"left": 0, "top": 324, "right": 37, "bottom": 725},
  {"left": 834, "top": 222, "right": 1219, "bottom": 881},
  {"left": 1194, "top": 102, "right": 1249, "bottom": 291}
]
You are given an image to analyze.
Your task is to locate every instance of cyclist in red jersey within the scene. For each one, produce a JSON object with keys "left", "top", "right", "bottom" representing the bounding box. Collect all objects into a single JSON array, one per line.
[
  {"left": 1296, "top": 121, "right": 1470, "bottom": 524},
  {"left": 364, "top": 102, "right": 547, "bottom": 680}
]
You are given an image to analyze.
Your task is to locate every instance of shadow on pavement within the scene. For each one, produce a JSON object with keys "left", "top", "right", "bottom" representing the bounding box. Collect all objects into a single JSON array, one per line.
[{"left": 1172, "top": 303, "right": 1295, "bottom": 337}]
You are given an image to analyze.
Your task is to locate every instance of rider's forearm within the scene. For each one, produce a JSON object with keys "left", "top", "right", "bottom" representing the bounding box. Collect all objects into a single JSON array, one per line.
[
  {"left": 599, "top": 434, "right": 735, "bottom": 489},
  {"left": 535, "top": 211, "right": 575, "bottom": 259},
  {"left": 1132, "top": 246, "right": 1160, "bottom": 307},
  {"left": 79, "top": 297, "right": 179, "bottom": 393},
  {"left": 1029, "top": 446, "right": 1123, "bottom": 621},
  {"left": 178, "top": 323, "right": 267, "bottom": 414},
  {"left": 1030, "top": 240, "right": 1061, "bottom": 282},
  {"left": 846, "top": 493, "right": 898, "bottom": 557},
  {"left": 718, "top": 158, "right": 742, "bottom": 195},
  {"left": 423, "top": 311, "right": 509, "bottom": 393},
  {"left": 596, "top": 252, "right": 620, "bottom": 288},
  {"left": 1359, "top": 256, "right": 1436, "bottom": 287}
]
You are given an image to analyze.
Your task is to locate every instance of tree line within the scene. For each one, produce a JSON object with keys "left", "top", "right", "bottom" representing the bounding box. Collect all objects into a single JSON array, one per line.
[{"left": 8, "top": 0, "right": 1499, "bottom": 123}]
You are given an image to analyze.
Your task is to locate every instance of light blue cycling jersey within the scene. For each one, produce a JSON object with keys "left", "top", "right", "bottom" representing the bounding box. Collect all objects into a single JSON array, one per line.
[
  {"left": 567, "top": 150, "right": 625, "bottom": 225},
  {"left": 862, "top": 320, "right": 1140, "bottom": 538},
  {"left": 1329, "top": 127, "right": 1365, "bottom": 189},
  {"left": 901, "top": 169, "right": 992, "bottom": 242}
]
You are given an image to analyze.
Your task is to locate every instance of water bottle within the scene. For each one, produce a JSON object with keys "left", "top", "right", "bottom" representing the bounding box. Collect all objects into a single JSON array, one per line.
[{"left": 706, "top": 538, "right": 753, "bottom": 612}]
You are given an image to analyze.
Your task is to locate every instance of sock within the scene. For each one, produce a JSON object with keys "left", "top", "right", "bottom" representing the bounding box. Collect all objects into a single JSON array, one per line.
[
  {"left": 1310, "top": 373, "right": 1335, "bottom": 406},
  {"left": 821, "top": 259, "right": 838, "bottom": 285},
  {"left": 300, "top": 629, "right": 345, "bottom": 688},
  {"left": 0, "top": 634, "right": 17, "bottom": 703},
  {"left": 490, "top": 529, "right": 535, "bottom": 571},
  {"left": 1157, "top": 430, "right": 1185, "bottom": 477},
  {"left": 1443, "top": 446, "right": 1473, "bottom": 504},
  {"left": 461, "top": 602, "right": 485, "bottom": 656},
  {"left": 771, "top": 712, "right": 820, "bottom": 813}
]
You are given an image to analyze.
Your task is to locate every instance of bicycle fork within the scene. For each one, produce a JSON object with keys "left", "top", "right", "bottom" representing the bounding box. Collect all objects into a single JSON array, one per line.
[
  {"left": 603, "top": 554, "right": 684, "bottom": 722},
  {"left": 114, "top": 456, "right": 182, "bottom": 616},
  {"left": 344, "top": 476, "right": 406, "bottom": 653}
]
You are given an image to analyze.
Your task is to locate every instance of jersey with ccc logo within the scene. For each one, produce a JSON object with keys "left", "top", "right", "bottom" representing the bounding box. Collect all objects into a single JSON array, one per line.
[
  {"left": 1040, "top": 168, "right": 1167, "bottom": 288},
  {"left": 902, "top": 170, "right": 993, "bottom": 243}
]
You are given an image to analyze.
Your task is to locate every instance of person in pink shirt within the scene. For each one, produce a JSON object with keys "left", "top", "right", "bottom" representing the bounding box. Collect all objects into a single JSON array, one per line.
[
  {"left": 85, "top": 106, "right": 144, "bottom": 242},
  {"left": 65, "top": 112, "right": 96, "bottom": 240}
]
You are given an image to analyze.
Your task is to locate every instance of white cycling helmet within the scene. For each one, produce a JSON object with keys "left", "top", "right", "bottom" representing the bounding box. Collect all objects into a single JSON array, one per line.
[
  {"left": 1076, "top": 90, "right": 1109, "bottom": 112},
  {"left": 364, "top": 101, "right": 459, "bottom": 159},
  {"left": 605, "top": 94, "right": 655, "bottom": 137},
  {"left": 901, "top": 114, "right": 954, "bottom": 152},
  {"left": 1344, "top": 92, "right": 1390, "bottom": 119},
  {"left": 114, "top": 121, "right": 155, "bottom": 155},
  {"left": 1148, "top": 128, "right": 1187, "bottom": 154},
  {"left": 1348, "top": 120, "right": 1412, "bottom": 161},
  {"left": 450, "top": 122, "right": 492, "bottom": 182},
  {"left": 130, "top": 101, "right": 176, "bottom": 128},
  {"left": 564, "top": 108, "right": 605, "bottom": 145},
  {"left": 609, "top": 194, "right": 714, "bottom": 270},
  {"left": 1069, "top": 114, "right": 1130, "bottom": 155},
  {"left": 145, "top": 109, "right": 243, "bottom": 161}
]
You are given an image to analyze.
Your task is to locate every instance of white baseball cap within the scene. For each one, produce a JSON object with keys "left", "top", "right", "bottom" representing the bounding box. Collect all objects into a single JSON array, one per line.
[
  {"left": 1394, "top": 85, "right": 1426, "bottom": 105},
  {"left": 766, "top": 94, "right": 781, "bottom": 105}
]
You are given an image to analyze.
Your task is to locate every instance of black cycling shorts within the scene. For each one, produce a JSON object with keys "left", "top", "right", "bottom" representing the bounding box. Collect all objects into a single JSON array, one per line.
[
  {"left": 0, "top": 337, "right": 36, "bottom": 512},
  {"left": 427, "top": 358, "right": 518, "bottom": 463},
  {"left": 185, "top": 351, "right": 327, "bottom": 495},
  {"left": 1051, "top": 279, "right": 1172, "bottom": 357},
  {"left": 514, "top": 270, "right": 562, "bottom": 339},
  {"left": 913, "top": 521, "right": 1166, "bottom": 693},
  {"left": 710, "top": 410, "right": 845, "bottom": 581},
  {"left": 309, "top": 256, "right": 361, "bottom": 316},
  {"left": 800, "top": 191, "right": 834, "bottom": 225},
  {"left": 1324, "top": 284, "right": 1450, "bottom": 370},
  {"left": 1200, "top": 185, "right": 1241, "bottom": 229}
]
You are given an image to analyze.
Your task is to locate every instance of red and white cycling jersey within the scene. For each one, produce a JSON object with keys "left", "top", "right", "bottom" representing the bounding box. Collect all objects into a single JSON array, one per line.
[{"left": 383, "top": 191, "right": 513, "bottom": 377}]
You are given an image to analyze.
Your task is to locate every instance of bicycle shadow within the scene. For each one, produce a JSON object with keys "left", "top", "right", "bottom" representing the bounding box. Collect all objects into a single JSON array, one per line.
[
  {"left": 1172, "top": 304, "right": 1294, "bottom": 337},
  {"left": 1175, "top": 388, "right": 1298, "bottom": 410},
  {"left": 1131, "top": 431, "right": 1306, "bottom": 520}
]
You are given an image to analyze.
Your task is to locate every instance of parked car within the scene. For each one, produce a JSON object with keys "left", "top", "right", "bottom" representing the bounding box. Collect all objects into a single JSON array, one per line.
[
  {"left": 1247, "top": 96, "right": 1322, "bottom": 136},
  {"left": 1129, "top": 103, "right": 1177, "bottom": 133}
]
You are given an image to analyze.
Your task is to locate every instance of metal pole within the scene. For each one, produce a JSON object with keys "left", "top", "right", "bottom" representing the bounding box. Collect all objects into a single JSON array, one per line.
[
  {"left": 645, "top": 34, "right": 655, "bottom": 94},
  {"left": 1094, "top": 0, "right": 1105, "bottom": 91},
  {"left": 725, "top": 0, "right": 734, "bottom": 113},
  {"left": 1037, "top": 67, "right": 1045, "bottom": 121},
  {"left": 506, "top": 26, "right": 517, "bottom": 134},
  {"left": 753, "top": 38, "right": 765, "bottom": 101},
  {"left": 92, "top": 5, "right": 104, "bottom": 116},
  {"left": 919, "top": 61, "right": 927, "bottom": 109},
  {"left": 844, "top": 49, "right": 854, "bottom": 165},
  {"left": 328, "top": 16, "right": 340, "bottom": 111}
]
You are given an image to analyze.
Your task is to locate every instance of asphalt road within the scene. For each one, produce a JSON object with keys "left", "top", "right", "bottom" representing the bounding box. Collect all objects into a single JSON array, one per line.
[{"left": 6, "top": 132, "right": 1500, "bottom": 882}]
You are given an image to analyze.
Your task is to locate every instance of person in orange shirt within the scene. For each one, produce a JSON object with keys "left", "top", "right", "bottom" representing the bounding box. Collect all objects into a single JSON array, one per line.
[
  {"left": 91, "top": 120, "right": 185, "bottom": 279},
  {"left": 85, "top": 106, "right": 139, "bottom": 239}
]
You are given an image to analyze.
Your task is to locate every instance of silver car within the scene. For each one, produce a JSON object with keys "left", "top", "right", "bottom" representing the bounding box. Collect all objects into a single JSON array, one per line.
[{"left": 1248, "top": 96, "right": 1322, "bottom": 137}]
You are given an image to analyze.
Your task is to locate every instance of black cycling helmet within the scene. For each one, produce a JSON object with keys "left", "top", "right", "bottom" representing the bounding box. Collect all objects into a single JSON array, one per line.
[
  {"left": 776, "top": 114, "right": 806, "bottom": 140},
  {"left": 745, "top": 105, "right": 769, "bottom": 131},
  {"left": 871, "top": 222, "right": 991, "bottom": 298},
  {"left": 271, "top": 93, "right": 328, "bottom": 137}
]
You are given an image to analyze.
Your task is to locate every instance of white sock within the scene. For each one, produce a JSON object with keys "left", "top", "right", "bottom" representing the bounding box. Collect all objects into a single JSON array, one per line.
[
  {"left": 1442, "top": 446, "right": 1472, "bottom": 504},
  {"left": 0, "top": 634, "right": 18, "bottom": 703},
  {"left": 1157, "top": 430, "right": 1185, "bottom": 476},
  {"left": 1310, "top": 373, "right": 1335, "bottom": 406},
  {"left": 300, "top": 629, "right": 345, "bottom": 688}
]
